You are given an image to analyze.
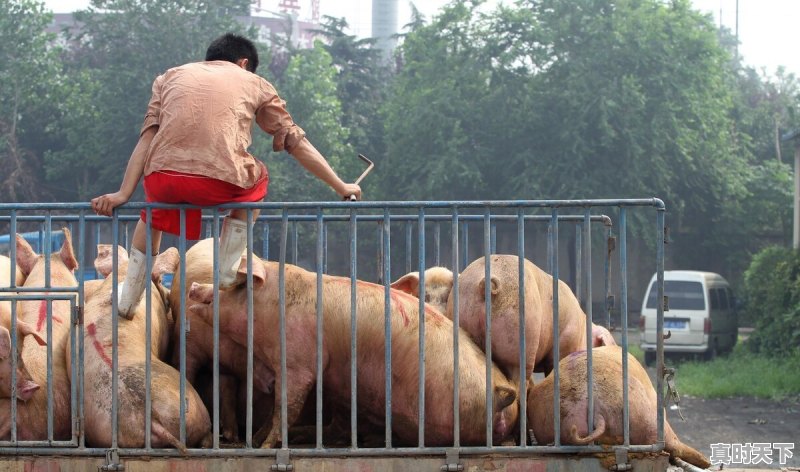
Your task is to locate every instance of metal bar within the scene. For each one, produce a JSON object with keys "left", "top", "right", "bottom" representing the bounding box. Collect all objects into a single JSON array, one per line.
[
  {"left": 0, "top": 197, "right": 666, "bottom": 211},
  {"left": 279, "top": 210, "right": 288, "bottom": 448},
  {"left": 77, "top": 211, "right": 86, "bottom": 449},
  {"left": 212, "top": 213, "right": 221, "bottom": 450},
  {"left": 45, "top": 214, "right": 54, "bottom": 444},
  {"left": 383, "top": 209, "right": 392, "bottom": 448},
  {"left": 145, "top": 208, "right": 153, "bottom": 451},
  {"left": 349, "top": 207, "right": 358, "bottom": 449},
  {"left": 248, "top": 211, "right": 257, "bottom": 447},
  {"left": 550, "top": 209, "right": 561, "bottom": 446},
  {"left": 516, "top": 208, "right": 527, "bottom": 447},
  {"left": 315, "top": 209, "right": 324, "bottom": 449},
  {"left": 416, "top": 208, "right": 426, "bottom": 447},
  {"left": 620, "top": 208, "right": 630, "bottom": 446},
  {"left": 483, "top": 207, "right": 493, "bottom": 446},
  {"left": 583, "top": 209, "right": 594, "bottom": 435},
  {"left": 0, "top": 443, "right": 666, "bottom": 456},
  {"left": 179, "top": 210, "right": 187, "bottom": 446},
  {"left": 9, "top": 210, "right": 17, "bottom": 443},
  {"left": 460, "top": 221, "right": 469, "bottom": 273},
  {"left": 405, "top": 221, "right": 412, "bottom": 275},
  {"left": 450, "top": 208, "right": 460, "bottom": 448},
  {"left": 433, "top": 222, "right": 441, "bottom": 267},
  {"left": 111, "top": 212, "right": 119, "bottom": 450},
  {"left": 604, "top": 223, "right": 612, "bottom": 329},
  {"left": 656, "top": 209, "right": 666, "bottom": 446},
  {"left": 575, "top": 224, "right": 582, "bottom": 307},
  {"left": 291, "top": 221, "right": 298, "bottom": 266},
  {"left": 268, "top": 223, "right": 269, "bottom": 260}
]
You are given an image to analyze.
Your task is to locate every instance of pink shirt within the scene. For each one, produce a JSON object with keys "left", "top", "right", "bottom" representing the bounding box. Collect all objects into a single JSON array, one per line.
[{"left": 141, "top": 60, "right": 305, "bottom": 189}]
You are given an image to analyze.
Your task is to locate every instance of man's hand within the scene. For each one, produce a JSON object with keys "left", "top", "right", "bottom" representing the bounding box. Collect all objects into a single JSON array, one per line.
[
  {"left": 339, "top": 183, "right": 362, "bottom": 201},
  {"left": 91, "top": 192, "right": 130, "bottom": 216}
]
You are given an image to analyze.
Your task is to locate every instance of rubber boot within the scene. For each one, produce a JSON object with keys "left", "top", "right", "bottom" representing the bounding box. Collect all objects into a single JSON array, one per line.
[
  {"left": 117, "top": 247, "right": 148, "bottom": 320},
  {"left": 219, "top": 217, "right": 248, "bottom": 288}
]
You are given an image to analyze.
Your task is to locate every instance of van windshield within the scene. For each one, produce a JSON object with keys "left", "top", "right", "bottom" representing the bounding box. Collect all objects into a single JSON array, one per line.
[{"left": 645, "top": 280, "right": 705, "bottom": 310}]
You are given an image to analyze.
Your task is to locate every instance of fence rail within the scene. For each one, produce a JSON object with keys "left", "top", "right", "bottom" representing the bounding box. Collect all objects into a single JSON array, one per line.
[{"left": 0, "top": 198, "right": 666, "bottom": 465}]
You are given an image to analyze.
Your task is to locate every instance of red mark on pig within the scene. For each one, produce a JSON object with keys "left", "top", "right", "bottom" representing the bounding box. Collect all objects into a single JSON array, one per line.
[
  {"left": 36, "top": 297, "right": 64, "bottom": 332},
  {"left": 87, "top": 322, "right": 112, "bottom": 368},
  {"left": 388, "top": 291, "right": 410, "bottom": 327}
]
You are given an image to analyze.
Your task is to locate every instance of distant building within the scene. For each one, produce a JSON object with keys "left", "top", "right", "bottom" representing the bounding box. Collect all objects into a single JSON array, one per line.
[{"left": 46, "top": 11, "right": 322, "bottom": 51}]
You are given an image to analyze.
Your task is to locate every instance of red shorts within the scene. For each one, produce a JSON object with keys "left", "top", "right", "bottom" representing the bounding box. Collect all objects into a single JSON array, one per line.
[{"left": 142, "top": 170, "right": 268, "bottom": 240}]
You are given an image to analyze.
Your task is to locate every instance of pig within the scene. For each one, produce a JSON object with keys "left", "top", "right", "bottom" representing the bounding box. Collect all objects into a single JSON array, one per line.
[
  {"left": 167, "top": 238, "right": 275, "bottom": 443},
  {"left": 0, "top": 229, "right": 78, "bottom": 440},
  {"left": 187, "top": 256, "right": 519, "bottom": 448},
  {"left": 0, "top": 254, "right": 45, "bottom": 403},
  {"left": 527, "top": 345, "right": 710, "bottom": 469},
  {"left": 76, "top": 244, "right": 212, "bottom": 451},
  {"left": 0, "top": 325, "right": 44, "bottom": 402},
  {"left": 390, "top": 267, "right": 454, "bottom": 314},
  {"left": 447, "top": 255, "right": 616, "bottom": 384}
]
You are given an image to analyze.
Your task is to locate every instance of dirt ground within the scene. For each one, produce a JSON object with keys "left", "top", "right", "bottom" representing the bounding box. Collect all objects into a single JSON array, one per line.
[
  {"left": 622, "top": 330, "right": 799, "bottom": 470},
  {"left": 666, "top": 392, "right": 800, "bottom": 470}
]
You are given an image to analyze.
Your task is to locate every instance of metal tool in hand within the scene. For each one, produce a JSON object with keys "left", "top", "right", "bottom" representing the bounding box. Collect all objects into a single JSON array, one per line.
[{"left": 348, "top": 153, "right": 374, "bottom": 201}]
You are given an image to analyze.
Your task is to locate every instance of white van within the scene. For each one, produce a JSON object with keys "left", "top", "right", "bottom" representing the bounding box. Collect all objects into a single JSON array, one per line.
[{"left": 639, "top": 270, "right": 738, "bottom": 365}]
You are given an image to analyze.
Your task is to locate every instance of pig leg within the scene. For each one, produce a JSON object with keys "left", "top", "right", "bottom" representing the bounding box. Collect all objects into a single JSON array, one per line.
[
  {"left": 219, "top": 374, "right": 240, "bottom": 443},
  {"left": 260, "top": 366, "right": 316, "bottom": 448}
]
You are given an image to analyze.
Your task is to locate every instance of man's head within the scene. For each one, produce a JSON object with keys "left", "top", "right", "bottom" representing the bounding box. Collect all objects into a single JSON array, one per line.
[{"left": 205, "top": 33, "right": 259, "bottom": 73}]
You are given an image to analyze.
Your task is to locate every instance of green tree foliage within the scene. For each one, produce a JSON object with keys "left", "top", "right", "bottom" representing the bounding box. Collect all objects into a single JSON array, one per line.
[
  {"left": 313, "top": 16, "right": 389, "bottom": 171},
  {"left": 0, "top": 0, "right": 61, "bottom": 201},
  {"left": 742, "top": 246, "right": 800, "bottom": 356},
  {"left": 250, "top": 41, "right": 352, "bottom": 202},
  {"left": 45, "top": 0, "right": 254, "bottom": 200}
]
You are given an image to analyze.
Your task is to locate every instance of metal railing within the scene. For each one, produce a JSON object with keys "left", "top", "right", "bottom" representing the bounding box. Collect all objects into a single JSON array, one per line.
[{"left": 0, "top": 198, "right": 665, "bottom": 464}]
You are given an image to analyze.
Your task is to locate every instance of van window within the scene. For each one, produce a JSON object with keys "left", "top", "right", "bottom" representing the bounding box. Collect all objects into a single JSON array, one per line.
[
  {"left": 719, "top": 288, "right": 730, "bottom": 309},
  {"left": 710, "top": 288, "right": 721, "bottom": 309},
  {"left": 645, "top": 280, "right": 706, "bottom": 310}
]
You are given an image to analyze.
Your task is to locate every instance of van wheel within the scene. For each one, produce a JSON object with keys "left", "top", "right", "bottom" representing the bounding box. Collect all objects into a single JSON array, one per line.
[
  {"left": 644, "top": 351, "right": 656, "bottom": 367},
  {"left": 703, "top": 344, "right": 717, "bottom": 361}
]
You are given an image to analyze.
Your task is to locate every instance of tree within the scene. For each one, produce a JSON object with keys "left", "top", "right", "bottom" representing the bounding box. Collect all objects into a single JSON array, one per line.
[
  {"left": 45, "top": 0, "right": 255, "bottom": 200},
  {"left": 0, "top": 0, "right": 61, "bottom": 201},
  {"left": 313, "top": 16, "right": 390, "bottom": 172},
  {"left": 250, "top": 41, "right": 353, "bottom": 202}
]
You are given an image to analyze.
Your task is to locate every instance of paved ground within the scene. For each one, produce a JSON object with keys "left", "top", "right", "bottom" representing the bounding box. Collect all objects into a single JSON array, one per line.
[{"left": 618, "top": 329, "right": 799, "bottom": 470}]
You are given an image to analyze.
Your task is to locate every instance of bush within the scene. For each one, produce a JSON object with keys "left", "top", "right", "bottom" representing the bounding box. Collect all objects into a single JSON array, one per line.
[{"left": 742, "top": 246, "right": 800, "bottom": 357}]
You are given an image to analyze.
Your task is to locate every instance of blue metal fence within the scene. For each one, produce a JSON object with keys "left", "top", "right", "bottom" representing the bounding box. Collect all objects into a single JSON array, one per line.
[{"left": 0, "top": 199, "right": 665, "bottom": 466}]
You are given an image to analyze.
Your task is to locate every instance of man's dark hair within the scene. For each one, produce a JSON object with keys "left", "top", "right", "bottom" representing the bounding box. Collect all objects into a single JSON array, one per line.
[{"left": 205, "top": 33, "right": 259, "bottom": 73}]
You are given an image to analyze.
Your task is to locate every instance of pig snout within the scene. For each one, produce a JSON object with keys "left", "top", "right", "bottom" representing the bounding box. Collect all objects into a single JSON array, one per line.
[
  {"left": 16, "top": 378, "right": 40, "bottom": 402},
  {"left": 188, "top": 282, "right": 214, "bottom": 305}
]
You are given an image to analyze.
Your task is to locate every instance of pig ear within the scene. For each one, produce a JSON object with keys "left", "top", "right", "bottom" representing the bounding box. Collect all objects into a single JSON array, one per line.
[
  {"left": 494, "top": 385, "right": 517, "bottom": 411},
  {"left": 94, "top": 244, "right": 128, "bottom": 278},
  {"left": 59, "top": 228, "right": 78, "bottom": 271},
  {"left": 15, "top": 234, "right": 38, "bottom": 277},
  {"left": 235, "top": 257, "right": 266, "bottom": 285},
  {"left": 17, "top": 321, "right": 47, "bottom": 346},
  {"left": 0, "top": 326, "right": 10, "bottom": 359},
  {"left": 152, "top": 247, "right": 180, "bottom": 284},
  {"left": 390, "top": 272, "right": 420, "bottom": 297},
  {"left": 592, "top": 325, "right": 617, "bottom": 347},
  {"left": 478, "top": 276, "right": 500, "bottom": 301}
]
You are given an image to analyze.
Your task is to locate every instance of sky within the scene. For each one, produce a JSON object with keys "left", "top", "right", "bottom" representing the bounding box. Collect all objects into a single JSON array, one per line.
[{"left": 42, "top": 0, "right": 800, "bottom": 77}]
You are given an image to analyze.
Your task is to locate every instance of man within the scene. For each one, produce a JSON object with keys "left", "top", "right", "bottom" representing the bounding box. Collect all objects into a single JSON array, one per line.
[{"left": 92, "top": 33, "right": 361, "bottom": 319}]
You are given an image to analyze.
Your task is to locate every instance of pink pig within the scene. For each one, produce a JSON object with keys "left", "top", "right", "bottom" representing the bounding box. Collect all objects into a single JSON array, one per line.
[
  {"left": 76, "top": 244, "right": 211, "bottom": 451},
  {"left": 167, "top": 238, "right": 275, "bottom": 443},
  {"left": 447, "top": 255, "right": 615, "bottom": 384},
  {"left": 187, "top": 256, "right": 519, "bottom": 448},
  {"left": 0, "top": 229, "right": 78, "bottom": 440},
  {"left": 528, "top": 346, "right": 710, "bottom": 469}
]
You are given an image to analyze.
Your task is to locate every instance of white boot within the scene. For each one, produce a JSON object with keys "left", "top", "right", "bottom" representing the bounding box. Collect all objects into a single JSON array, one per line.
[
  {"left": 118, "top": 247, "right": 148, "bottom": 320},
  {"left": 218, "top": 217, "right": 248, "bottom": 288}
]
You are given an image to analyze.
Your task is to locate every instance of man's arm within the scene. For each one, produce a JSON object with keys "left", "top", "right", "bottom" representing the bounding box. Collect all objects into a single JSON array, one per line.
[
  {"left": 290, "top": 138, "right": 361, "bottom": 200},
  {"left": 91, "top": 126, "right": 158, "bottom": 216}
]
